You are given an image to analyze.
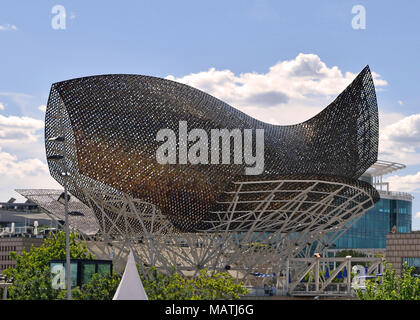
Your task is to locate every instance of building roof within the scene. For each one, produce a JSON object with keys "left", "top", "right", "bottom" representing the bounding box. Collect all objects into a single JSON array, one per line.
[{"left": 364, "top": 159, "right": 406, "bottom": 177}]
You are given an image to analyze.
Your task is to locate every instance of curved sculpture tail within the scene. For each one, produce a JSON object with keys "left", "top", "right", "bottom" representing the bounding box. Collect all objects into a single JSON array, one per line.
[{"left": 273, "top": 65, "right": 378, "bottom": 179}]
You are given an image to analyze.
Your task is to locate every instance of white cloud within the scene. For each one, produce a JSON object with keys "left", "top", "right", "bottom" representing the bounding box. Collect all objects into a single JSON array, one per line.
[
  {"left": 0, "top": 112, "right": 60, "bottom": 201},
  {"left": 0, "top": 114, "right": 44, "bottom": 129},
  {"left": 0, "top": 102, "right": 4, "bottom": 110},
  {"left": 379, "top": 112, "right": 405, "bottom": 128},
  {"left": 0, "top": 114, "right": 44, "bottom": 144},
  {"left": 38, "top": 105, "right": 47, "bottom": 112},
  {"left": 0, "top": 147, "right": 48, "bottom": 178},
  {"left": 0, "top": 24, "right": 17, "bottom": 31},
  {"left": 382, "top": 114, "right": 420, "bottom": 145},
  {"left": 0, "top": 147, "right": 61, "bottom": 201},
  {"left": 379, "top": 114, "right": 420, "bottom": 194},
  {"left": 386, "top": 171, "right": 420, "bottom": 193},
  {"left": 0, "top": 92, "right": 35, "bottom": 114},
  {"left": 166, "top": 53, "right": 387, "bottom": 125},
  {"left": 379, "top": 114, "right": 420, "bottom": 166},
  {"left": 0, "top": 109, "right": 46, "bottom": 161}
]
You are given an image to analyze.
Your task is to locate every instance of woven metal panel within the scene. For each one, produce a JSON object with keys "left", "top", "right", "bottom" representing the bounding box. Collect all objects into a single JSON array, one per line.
[
  {"left": 45, "top": 66, "right": 379, "bottom": 232},
  {"left": 15, "top": 189, "right": 99, "bottom": 236}
]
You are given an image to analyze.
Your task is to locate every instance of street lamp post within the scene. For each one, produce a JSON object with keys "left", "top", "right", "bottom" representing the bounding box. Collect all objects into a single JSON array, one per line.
[
  {"left": 47, "top": 136, "right": 72, "bottom": 300},
  {"left": 62, "top": 172, "right": 71, "bottom": 300}
]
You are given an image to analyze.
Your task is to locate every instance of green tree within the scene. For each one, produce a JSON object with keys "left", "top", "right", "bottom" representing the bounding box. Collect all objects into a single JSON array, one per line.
[
  {"left": 141, "top": 267, "right": 194, "bottom": 300},
  {"left": 3, "top": 231, "right": 94, "bottom": 300},
  {"left": 193, "top": 269, "right": 248, "bottom": 299},
  {"left": 356, "top": 262, "right": 420, "bottom": 300},
  {"left": 3, "top": 231, "right": 248, "bottom": 300},
  {"left": 140, "top": 266, "right": 248, "bottom": 300},
  {"left": 63, "top": 266, "right": 248, "bottom": 300},
  {"left": 72, "top": 273, "right": 121, "bottom": 300}
]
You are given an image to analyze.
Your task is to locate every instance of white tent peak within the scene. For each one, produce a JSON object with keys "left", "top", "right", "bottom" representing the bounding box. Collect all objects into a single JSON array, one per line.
[{"left": 113, "top": 249, "right": 148, "bottom": 300}]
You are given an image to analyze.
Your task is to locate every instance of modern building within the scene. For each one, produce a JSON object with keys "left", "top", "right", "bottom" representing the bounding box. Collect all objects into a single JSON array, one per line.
[
  {"left": 332, "top": 160, "right": 413, "bottom": 251},
  {"left": 24, "top": 65, "right": 380, "bottom": 280},
  {"left": 0, "top": 199, "right": 58, "bottom": 273},
  {"left": 0, "top": 198, "right": 58, "bottom": 236},
  {"left": 0, "top": 237, "right": 44, "bottom": 272}
]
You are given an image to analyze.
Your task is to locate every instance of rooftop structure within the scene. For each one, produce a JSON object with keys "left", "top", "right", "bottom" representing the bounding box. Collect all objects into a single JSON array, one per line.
[
  {"left": 0, "top": 198, "right": 39, "bottom": 213},
  {"left": 364, "top": 159, "right": 406, "bottom": 178}
]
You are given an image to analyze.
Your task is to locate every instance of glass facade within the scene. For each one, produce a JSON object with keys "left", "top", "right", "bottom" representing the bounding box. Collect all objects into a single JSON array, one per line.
[
  {"left": 402, "top": 257, "right": 420, "bottom": 274},
  {"left": 50, "top": 259, "right": 113, "bottom": 288},
  {"left": 333, "top": 198, "right": 412, "bottom": 249}
]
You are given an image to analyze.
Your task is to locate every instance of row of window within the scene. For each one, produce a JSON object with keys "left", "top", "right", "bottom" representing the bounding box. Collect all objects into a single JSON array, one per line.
[
  {"left": 0, "top": 246, "right": 17, "bottom": 252},
  {"left": 0, "top": 255, "right": 13, "bottom": 261},
  {"left": 0, "top": 264, "right": 13, "bottom": 270}
]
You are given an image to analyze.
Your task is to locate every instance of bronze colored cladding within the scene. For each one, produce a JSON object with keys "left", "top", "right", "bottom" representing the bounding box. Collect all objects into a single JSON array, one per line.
[{"left": 45, "top": 66, "right": 379, "bottom": 232}]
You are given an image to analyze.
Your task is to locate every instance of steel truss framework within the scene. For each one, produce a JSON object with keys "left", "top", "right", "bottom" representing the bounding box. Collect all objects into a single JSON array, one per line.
[
  {"left": 41, "top": 66, "right": 380, "bottom": 280},
  {"left": 285, "top": 256, "right": 384, "bottom": 296},
  {"left": 16, "top": 175, "right": 376, "bottom": 282}
]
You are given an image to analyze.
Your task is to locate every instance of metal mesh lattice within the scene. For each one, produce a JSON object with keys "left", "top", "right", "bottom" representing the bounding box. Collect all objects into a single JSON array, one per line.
[{"left": 45, "top": 66, "right": 379, "bottom": 232}]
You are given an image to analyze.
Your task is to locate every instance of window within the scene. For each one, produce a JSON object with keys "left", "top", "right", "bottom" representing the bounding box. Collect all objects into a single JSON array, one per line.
[
  {"left": 82, "top": 263, "right": 96, "bottom": 284},
  {"left": 402, "top": 257, "right": 420, "bottom": 274},
  {"left": 69, "top": 211, "right": 84, "bottom": 216}
]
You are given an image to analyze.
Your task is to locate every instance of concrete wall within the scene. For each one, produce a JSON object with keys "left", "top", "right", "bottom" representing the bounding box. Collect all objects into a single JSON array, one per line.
[{"left": 385, "top": 232, "right": 420, "bottom": 275}]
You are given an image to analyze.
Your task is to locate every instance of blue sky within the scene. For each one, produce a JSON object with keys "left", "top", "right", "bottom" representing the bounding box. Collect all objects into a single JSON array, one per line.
[{"left": 1, "top": 0, "right": 420, "bottom": 228}]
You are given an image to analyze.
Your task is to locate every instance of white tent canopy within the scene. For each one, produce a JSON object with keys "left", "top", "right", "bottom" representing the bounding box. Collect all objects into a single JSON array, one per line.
[{"left": 113, "top": 249, "right": 148, "bottom": 300}]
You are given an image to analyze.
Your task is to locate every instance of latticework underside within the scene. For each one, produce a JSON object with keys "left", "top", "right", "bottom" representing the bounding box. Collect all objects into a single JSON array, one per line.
[
  {"left": 17, "top": 180, "right": 373, "bottom": 279},
  {"left": 45, "top": 66, "right": 379, "bottom": 233},
  {"left": 107, "top": 178, "right": 374, "bottom": 279}
]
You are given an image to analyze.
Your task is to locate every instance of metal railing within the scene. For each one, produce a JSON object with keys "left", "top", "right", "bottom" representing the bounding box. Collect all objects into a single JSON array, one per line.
[
  {"left": 285, "top": 256, "right": 384, "bottom": 297},
  {"left": 0, "top": 226, "right": 36, "bottom": 237},
  {"left": 378, "top": 190, "right": 414, "bottom": 201}
]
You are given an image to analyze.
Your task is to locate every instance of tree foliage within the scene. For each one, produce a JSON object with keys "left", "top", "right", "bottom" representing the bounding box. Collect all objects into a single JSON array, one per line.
[
  {"left": 3, "top": 232, "right": 248, "bottom": 300},
  {"left": 356, "top": 262, "right": 420, "bottom": 300},
  {"left": 3, "top": 231, "right": 94, "bottom": 300},
  {"left": 72, "top": 273, "right": 121, "bottom": 300},
  {"left": 139, "top": 267, "right": 248, "bottom": 300},
  {"left": 69, "top": 266, "right": 248, "bottom": 300}
]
